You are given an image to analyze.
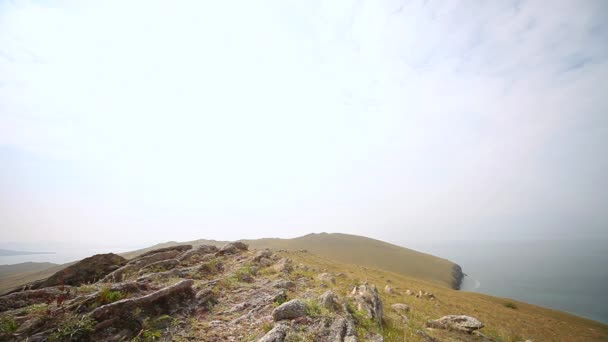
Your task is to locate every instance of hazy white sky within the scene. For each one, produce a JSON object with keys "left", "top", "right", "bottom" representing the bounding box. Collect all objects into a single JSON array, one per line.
[{"left": 1, "top": 0, "right": 607, "bottom": 246}]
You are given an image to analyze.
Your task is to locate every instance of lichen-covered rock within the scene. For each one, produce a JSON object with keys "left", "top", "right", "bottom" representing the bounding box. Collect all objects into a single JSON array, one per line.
[
  {"left": 216, "top": 242, "right": 249, "bottom": 256},
  {"left": 37, "top": 253, "right": 126, "bottom": 289},
  {"left": 329, "top": 317, "right": 358, "bottom": 342},
  {"left": 0, "top": 286, "right": 74, "bottom": 312},
  {"left": 319, "top": 290, "right": 340, "bottom": 311},
  {"left": 89, "top": 279, "right": 195, "bottom": 321},
  {"left": 272, "top": 299, "right": 307, "bottom": 321},
  {"left": 426, "top": 315, "right": 484, "bottom": 333},
  {"left": 348, "top": 284, "right": 383, "bottom": 325},
  {"left": 258, "top": 322, "right": 289, "bottom": 342},
  {"left": 137, "top": 258, "right": 179, "bottom": 274}
]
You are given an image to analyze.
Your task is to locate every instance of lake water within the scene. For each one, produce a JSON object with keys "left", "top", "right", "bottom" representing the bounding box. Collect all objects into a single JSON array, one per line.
[
  {"left": 402, "top": 238, "right": 608, "bottom": 324},
  {"left": 0, "top": 247, "right": 136, "bottom": 265}
]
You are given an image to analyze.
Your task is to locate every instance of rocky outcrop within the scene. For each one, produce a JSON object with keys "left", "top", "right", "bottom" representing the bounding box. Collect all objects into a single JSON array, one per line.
[
  {"left": 103, "top": 250, "right": 184, "bottom": 282},
  {"left": 273, "top": 258, "right": 293, "bottom": 273},
  {"left": 426, "top": 315, "right": 484, "bottom": 333},
  {"left": 272, "top": 299, "right": 307, "bottom": 321},
  {"left": 253, "top": 249, "right": 273, "bottom": 262},
  {"left": 137, "top": 258, "right": 179, "bottom": 274},
  {"left": 90, "top": 279, "right": 195, "bottom": 322},
  {"left": 36, "top": 253, "right": 126, "bottom": 289},
  {"left": 216, "top": 242, "right": 248, "bottom": 256},
  {"left": 136, "top": 245, "right": 192, "bottom": 259},
  {"left": 348, "top": 284, "right": 383, "bottom": 325},
  {"left": 0, "top": 286, "right": 74, "bottom": 312},
  {"left": 177, "top": 245, "right": 218, "bottom": 262},
  {"left": 319, "top": 290, "right": 341, "bottom": 311},
  {"left": 451, "top": 264, "right": 464, "bottom": 290}
]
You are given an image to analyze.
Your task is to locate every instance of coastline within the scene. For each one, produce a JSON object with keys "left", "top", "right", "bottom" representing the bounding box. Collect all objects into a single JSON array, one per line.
[{"left": 451, "top": 263, "right": 465, "bottom": 290}]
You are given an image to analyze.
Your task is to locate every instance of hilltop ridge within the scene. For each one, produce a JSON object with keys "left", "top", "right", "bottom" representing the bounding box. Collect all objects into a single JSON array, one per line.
[{"left": 121, "top": 233, "right": 463, "bottom": 290}]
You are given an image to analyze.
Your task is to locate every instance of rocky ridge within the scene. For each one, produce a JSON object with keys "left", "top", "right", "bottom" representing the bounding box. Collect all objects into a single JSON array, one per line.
[{"left": 0, "top": 242, "right": 500, "bottom": 341}]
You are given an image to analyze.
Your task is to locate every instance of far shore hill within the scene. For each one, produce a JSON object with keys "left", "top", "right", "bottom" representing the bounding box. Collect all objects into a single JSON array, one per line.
[{"left": 0, "top": 249, "right": 55, "bottom": 257}]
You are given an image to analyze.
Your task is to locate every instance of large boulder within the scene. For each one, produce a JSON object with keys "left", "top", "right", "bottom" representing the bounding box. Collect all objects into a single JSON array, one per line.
[
  {"left": 32, "top": 253, "right": 126, "bottom": 290},
  {"left": 426, "top": 315, "right": 484, "bottom": 333},
  {"left": 272, "top": 299, "right": 307, "bottom": 321},
  {"left": 348, "top": 284, "right": 383, "bottom": 325}
]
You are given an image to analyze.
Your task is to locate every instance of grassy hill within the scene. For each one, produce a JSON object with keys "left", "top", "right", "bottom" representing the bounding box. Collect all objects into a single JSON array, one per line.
[
  {"left": 121, "top": 233, "right": 462, "bottom": 289},
  {"left": 1, "top": 244, "right": 606, "bottom": 341}
]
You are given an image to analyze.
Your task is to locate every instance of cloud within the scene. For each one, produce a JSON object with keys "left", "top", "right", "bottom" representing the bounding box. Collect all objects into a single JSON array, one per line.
[{"left": 0, "top": 0, "right": 607, "bottom": 243}]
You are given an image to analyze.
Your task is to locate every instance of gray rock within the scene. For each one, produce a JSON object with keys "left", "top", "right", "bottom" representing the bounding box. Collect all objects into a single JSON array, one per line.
[
  {"left": 272, "top": 299, "right": 307, "bottom": 321},
  {"left": 90, "top": 279, "right": 194, "bottom": 321},
  {"left": 253, "top": 249, "right": 273, "bottom": 262},
  {"left": 348, "top": 284, "right": 383, "bottom": 325},
  {"left": 384, "top": 285, "right": 395, "bottom": 294},
  {"left": 136, "top": 245, "right": 192, "bottom": 259},
  {"left": 104, "top": 250, "right": 183, "bottom": 282},
  {"left": 258, "top": 323, "right": 289, "bottom": 342},
  {"left": 216, "top": 241, "right": 249, "bottom": 255},
  {"left": 273, "top": 258, "right": 293, "bottom": 273},
  {"left": 319, "top": 290, "right": 340, "bottom": 311},
  {"left": 329, "top": 317, "right": 358, "bottom": 342},
  {"left": 137, "top": 258, "right": 179, "bottom": 274},
  {"left": 426, "top": 315, "right": 484, "bottom": 333},
  {"left": 177, "top": 245, "right": 218, "bottom": 262}
]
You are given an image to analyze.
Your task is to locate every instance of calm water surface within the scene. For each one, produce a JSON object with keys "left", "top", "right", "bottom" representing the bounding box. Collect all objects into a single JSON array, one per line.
[{"left": 403, "top": 239, "right": 608, "bottom": 324}]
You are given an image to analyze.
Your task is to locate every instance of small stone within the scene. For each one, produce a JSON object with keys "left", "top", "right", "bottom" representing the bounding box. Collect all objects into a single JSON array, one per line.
[{"left": 391, "top": 303, "right": 410, "bottom": 313}]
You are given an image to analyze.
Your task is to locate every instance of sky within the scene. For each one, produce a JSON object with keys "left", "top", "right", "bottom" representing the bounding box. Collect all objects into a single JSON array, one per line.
[{"left": 1, "top": 0, "right": 607, "bottom": 248}]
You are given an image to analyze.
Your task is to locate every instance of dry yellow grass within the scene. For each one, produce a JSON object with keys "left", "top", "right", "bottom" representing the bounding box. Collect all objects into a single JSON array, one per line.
[{"left": 281, "top": 250, "right": 608, "bottom": 342}]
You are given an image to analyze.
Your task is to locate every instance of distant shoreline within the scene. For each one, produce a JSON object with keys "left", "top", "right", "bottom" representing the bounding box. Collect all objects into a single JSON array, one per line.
[{"left": 0, "top": 250, "right": 56, "bottom": 257}]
